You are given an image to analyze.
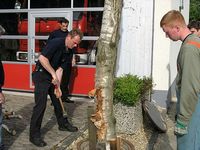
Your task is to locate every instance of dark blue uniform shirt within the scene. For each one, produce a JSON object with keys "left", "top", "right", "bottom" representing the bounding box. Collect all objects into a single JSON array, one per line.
[
  {"left": 36, "top": 38, "right": 73, "bottom": 74},
  {"left": 48, "top": 29, "right": 68, "bottom": 42}
]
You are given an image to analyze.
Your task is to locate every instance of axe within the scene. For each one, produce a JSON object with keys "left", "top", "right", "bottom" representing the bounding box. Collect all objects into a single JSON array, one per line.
[
  {"left": 54, "top": 85, "right": 68, "bottom": 118},
  {"left": 58, "top": 97, "right": 68, "bottom": 118}
]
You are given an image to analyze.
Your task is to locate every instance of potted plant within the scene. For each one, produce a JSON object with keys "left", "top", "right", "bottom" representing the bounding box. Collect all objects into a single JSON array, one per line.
[{"left": 113, "top": 74, "right": 152, "bottom": 134}]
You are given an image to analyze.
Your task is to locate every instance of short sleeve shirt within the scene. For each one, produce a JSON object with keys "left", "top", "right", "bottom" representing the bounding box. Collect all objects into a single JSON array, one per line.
[
  {"left": 47, "top": 29, "right": 68, "bottom": 42},
  {"left": 40, "top": 37, "right": 73, "bottom": 71}
]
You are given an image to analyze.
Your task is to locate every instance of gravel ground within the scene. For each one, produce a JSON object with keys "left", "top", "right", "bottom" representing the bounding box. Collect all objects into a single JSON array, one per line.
[{"left": 66, "top": 102, "right": 177, "bottom": 150}]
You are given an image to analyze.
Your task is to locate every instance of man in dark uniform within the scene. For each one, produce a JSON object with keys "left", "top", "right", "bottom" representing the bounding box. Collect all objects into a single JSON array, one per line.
[
  {"left": 48, "top": 18, "right": 74, "bottom": 103},
  {"left": 29, "top": 29, "right": 83, "bottom": 147},
  {"left": 0, "top": 25, "right": 5, "bottom": 150},
  {"left": 0, "top": 55, "right": 5, "bottom": 150},
  {"left": 48, "top": 18, "right": 69, "bottom": 41}
]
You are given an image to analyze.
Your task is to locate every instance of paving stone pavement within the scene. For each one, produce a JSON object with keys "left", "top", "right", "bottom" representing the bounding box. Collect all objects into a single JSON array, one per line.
[
  {"left": 153, "top": 101, "right": 177, "bottom": 150},
  {"left": 2, "top": 92, "right": 178, "bottom": 150},
  {"left": 2, "top": 92, "right": 93, "bottom": 150}
]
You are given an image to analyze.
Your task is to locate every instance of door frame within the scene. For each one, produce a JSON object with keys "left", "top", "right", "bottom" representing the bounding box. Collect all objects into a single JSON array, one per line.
[{"left": 28, "top": 11, "right": 72, "bottom": 88}]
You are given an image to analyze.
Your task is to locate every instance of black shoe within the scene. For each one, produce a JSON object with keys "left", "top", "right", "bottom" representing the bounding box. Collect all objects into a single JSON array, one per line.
[
  {"left": 0, "top": 144, "right": 4, "bottom": 150},
  {"left": 59, "top": 123, "right": 78, "bottom": 132},
  {"left": 62, "top": 97, "right": 74, "bottom": 103},
  {"left": 29, "top": 137, "right": 47, "bottom": 147}
]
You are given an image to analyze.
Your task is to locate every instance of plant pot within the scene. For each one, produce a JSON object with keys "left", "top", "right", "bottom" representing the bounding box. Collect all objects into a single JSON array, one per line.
[{"left": 114, "top": 101, "right": 143, "bottom": 134}]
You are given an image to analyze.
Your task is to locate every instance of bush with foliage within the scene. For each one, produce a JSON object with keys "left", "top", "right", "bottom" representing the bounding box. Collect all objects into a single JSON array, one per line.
[
  {"left": 190, "top": 0, "right": 200, "bottom": 21},
  {"left": 141, "top": 76, "right": 153, "bottom": 96},
  {"left": 113, "top": 74, "right": 153, "bottom": 107}
]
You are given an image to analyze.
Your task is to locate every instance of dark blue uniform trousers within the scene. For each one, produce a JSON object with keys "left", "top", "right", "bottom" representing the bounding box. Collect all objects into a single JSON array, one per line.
[{"left": 30, "top": 71, "right": 66, "bottom": 138}]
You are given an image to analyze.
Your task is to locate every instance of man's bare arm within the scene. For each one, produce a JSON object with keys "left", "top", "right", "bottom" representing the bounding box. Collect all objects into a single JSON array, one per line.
[
  {"left": 54, "top": 67, "right": 63, "bottom": 98},
  {"left": 38, "top": 55, "right": 58, "bottom": 85},
  {"left": 56, "top": 67, "right": 63, "bottom": 85}
]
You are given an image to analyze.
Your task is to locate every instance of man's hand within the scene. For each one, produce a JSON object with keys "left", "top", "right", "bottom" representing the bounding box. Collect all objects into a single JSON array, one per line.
[
  {"left": 174, "top": 119, "right": 188, "bottom": 135},
  {"left": 51, "top": 73, "right": 59, "bottom": 85},
  {"left": 0, "top": 92, "right": 5, "bottom": 104},
  {"left": 72, "top": 55, "right": 76, "bottom": 66},
  {"left": 54, "top": 86, "right": 62, "bottom": 98}
]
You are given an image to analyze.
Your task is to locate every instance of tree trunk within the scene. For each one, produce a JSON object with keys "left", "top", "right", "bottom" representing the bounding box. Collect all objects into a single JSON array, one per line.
[{"left": 90, "top": 0, "right": 122, "bottom": 146}]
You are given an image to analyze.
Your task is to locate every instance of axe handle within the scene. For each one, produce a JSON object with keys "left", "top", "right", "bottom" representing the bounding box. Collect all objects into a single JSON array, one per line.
[{"left": 58, "top": 97, "right": 67, "bottom": 117}]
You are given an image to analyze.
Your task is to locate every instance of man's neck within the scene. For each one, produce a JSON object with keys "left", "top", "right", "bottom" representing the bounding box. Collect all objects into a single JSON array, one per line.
[
  {"left": 61, "top": 29, "right": 67, "bottom": 32},
  {"left": 180, "top": 28, "right": 192, "bottom": 41}
]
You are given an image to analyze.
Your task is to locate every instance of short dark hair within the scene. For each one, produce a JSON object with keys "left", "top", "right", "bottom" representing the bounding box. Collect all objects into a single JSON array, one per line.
[
  {"left": 59, "top": 18, "right": 69, "bottom": 24},
  {"left": 68, "top": 29, "right": 83, "bottom": 40},
  {"left": 188, "top": 20, "right": 200, "bottom": 30}
]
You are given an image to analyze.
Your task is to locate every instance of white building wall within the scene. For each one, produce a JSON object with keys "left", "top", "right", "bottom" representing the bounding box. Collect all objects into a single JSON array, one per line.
[
  {"left": 116, "top": 0, "right": 154, "bottom": 77},
  {"left": 117, "top": 0, "right": 190, "bottom": 108},
  {"left": 152, "top": 1, "right": 171, "bottom": 91}
]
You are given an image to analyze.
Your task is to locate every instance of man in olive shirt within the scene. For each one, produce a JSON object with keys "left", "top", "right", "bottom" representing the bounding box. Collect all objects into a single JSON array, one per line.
[{"left": 160, "top": 10, "right": 200, "bottom": 149}]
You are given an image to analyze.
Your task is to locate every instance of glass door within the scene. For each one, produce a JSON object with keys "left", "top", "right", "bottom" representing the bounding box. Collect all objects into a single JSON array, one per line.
[{"left": 29, "top": 11, "right": 71, "bottom": 88}]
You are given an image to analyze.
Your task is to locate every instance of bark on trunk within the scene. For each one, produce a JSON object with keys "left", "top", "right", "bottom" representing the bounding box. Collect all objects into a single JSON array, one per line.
[{"left": 90, "top": 0, "right": 122, "bottom": 144}]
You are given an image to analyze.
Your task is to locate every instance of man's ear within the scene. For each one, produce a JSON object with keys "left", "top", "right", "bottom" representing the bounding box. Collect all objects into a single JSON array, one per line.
[{"left": 175, "top": 25, "right": 181, "bottom": 32}]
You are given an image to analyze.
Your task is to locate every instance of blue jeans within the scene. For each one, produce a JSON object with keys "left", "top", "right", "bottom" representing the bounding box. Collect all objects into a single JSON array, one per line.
[{"left": 177, "top": 95, "right": 200, "bottom": 150}]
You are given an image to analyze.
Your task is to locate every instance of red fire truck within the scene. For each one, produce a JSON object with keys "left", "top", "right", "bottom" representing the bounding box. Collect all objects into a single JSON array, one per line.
[{"left": 17, "top": 0, "right": 93, "bottom": 62}]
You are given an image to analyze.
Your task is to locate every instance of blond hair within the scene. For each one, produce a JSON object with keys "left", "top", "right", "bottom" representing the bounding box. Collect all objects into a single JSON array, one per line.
[{"left": 160, "top": 10, "right": 186, "bottom": 28}]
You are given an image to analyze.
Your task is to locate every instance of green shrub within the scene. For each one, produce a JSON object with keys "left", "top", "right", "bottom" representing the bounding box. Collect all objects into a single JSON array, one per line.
[
  {"left": 141, "top": 76, "right": 153, "bottom": 95},
  {"left": 113, "top": 74, "right": 152, "bottom": 106}
]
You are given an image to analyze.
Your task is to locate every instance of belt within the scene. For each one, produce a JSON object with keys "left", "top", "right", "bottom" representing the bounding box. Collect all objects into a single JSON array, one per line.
[
  {"left": 34, "top": 65, "right": 44, "bottom": 72},
  {"left": 34, "top": 65, "right": 52, "bottom": 81}
]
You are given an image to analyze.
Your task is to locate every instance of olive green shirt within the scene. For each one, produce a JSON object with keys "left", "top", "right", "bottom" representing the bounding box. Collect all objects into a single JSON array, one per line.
[{"left": 176, "top": 34, "right": 200, "bottom": 125}]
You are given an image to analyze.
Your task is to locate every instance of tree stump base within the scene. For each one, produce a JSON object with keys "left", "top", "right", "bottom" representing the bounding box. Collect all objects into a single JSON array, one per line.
[{"left": 77, "top": 137, "right": 135, "bottom": 150}]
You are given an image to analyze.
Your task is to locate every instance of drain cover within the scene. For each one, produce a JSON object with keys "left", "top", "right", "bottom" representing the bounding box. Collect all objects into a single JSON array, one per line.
[{"left": 143, "top": 100, "right": 167, "bottom": 132}]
